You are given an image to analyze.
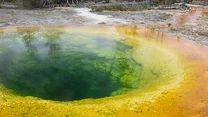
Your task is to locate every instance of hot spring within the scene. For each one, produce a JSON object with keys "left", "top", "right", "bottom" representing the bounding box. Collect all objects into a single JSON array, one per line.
[
  {"left": 0, "top": 26, "right": 206, "bottom": 117},
  {"left": 0, "top": 27, "right": 143, "bottom": 101}
]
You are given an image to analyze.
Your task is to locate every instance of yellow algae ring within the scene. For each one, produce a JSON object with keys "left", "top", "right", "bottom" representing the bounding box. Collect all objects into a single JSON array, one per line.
[{"left": 0, "top": 26, "right": 205, "bottom": 117}]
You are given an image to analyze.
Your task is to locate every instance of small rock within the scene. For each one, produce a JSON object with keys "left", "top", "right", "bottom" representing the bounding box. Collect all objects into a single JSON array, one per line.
[
  {"left": 168, "top": 23, "right": 172, "bottom": 27},
  {"left": 139, "top": 21, "right": 145, "bottom": 24},
  {"left": 98, "top": 22, "right": 106, "bottom": 24}
]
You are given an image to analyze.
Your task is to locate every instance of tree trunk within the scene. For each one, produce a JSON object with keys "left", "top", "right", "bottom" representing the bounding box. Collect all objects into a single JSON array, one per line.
[
  {"left": 75, "top": 0, "right": 78, "bottom": 5},
  {"left": 71, "top": 0, "right": 74, "bottom": 5},
  {"left": 66, "top": 0, "right": 69, "bottom": 4}
]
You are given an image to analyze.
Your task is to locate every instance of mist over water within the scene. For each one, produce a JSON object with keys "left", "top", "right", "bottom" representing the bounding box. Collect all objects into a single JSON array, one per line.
[{"left": 0, "top": 28, "right": 142, "bottom": 101}]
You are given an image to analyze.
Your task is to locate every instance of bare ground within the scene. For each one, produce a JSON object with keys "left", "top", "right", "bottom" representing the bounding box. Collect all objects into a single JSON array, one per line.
[
  {"left": 0, "top": 6, "right": 208, "bottom": 45},
  {"left": 98, "top": 8, "right": 208, "bottom": 46},
  {"left": 0, "top": 7, "right": 88, "bottom": 27}
]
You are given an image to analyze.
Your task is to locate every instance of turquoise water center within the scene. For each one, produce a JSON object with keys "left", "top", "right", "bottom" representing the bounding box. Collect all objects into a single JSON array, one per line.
[{"left": 0, "top": 27, "right": 143, "bottom": 101}]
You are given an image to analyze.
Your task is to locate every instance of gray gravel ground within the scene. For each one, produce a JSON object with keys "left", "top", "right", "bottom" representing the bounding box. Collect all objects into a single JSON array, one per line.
[
  {"left": 0, "top": 7, "right": 90, "bottom": 27},
  {"left": 0, "top": 7, "right": 208, "bottom": 46},
  {"left": 97, "top": 11, "right": 173, "bottom": 24}
]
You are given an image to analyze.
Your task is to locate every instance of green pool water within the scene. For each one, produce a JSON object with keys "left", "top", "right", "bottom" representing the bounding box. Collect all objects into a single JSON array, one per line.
[{"left": 0, "top": 27, "right": 142, "bottom": 101}]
